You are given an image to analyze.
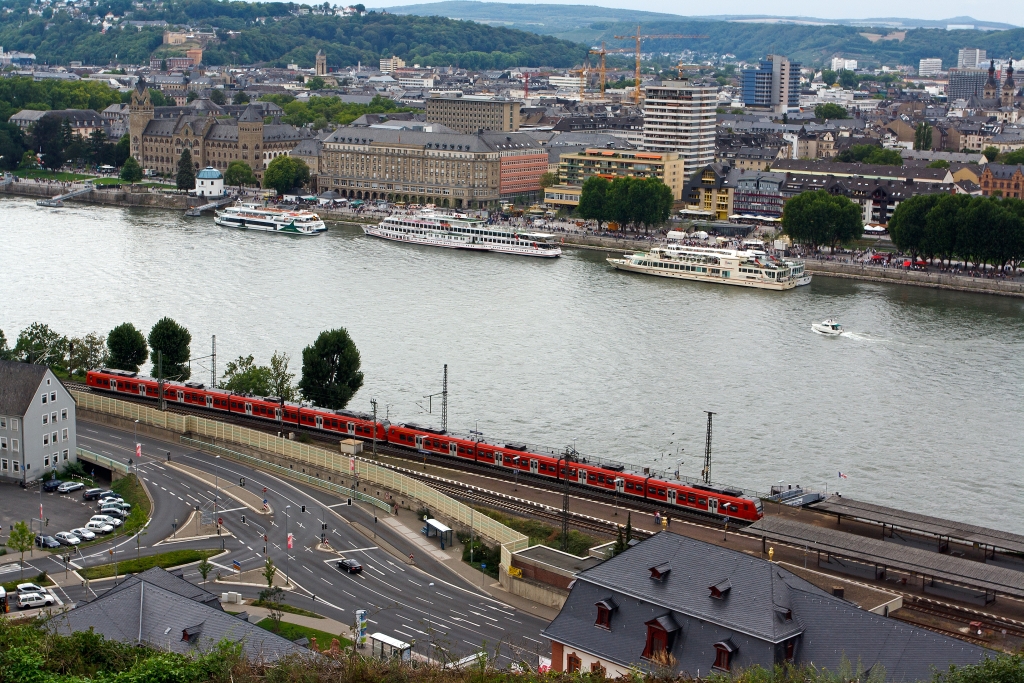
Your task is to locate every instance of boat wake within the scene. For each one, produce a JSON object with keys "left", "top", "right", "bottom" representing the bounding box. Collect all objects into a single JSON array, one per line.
[{"left": 841, "top": 331, "right": 890, "bottom": 343}]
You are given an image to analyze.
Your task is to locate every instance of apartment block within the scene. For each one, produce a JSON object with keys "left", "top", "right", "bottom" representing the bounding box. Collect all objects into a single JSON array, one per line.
[
  {"left": 425, "top": 94, "right": 521, "bottom": 133},
  {"left": 641, "top": 80, "right": 716, "bottom": 178}
]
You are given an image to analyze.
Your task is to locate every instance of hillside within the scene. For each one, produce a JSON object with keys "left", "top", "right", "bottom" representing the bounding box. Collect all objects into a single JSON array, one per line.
[
  {"left": 382, "top": 1, "right": 1024, "bottom": 67},
  {"left": 0, "top": 0, "right": 587, "bottom": 69}
]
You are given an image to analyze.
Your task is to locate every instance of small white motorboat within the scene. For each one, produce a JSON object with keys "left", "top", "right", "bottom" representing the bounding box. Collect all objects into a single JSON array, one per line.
[{"left": 812, "top": 319, "right": 843, "bottom": 336}]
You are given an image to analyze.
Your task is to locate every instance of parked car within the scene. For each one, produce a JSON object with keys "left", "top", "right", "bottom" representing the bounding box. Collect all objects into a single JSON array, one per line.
[
  {"left": 42, "top": 479, "right": 63, "bottom": 492},
  {"left": 57, "top": 481, "right": 84, "bottom": 494},
  {"left": 85, "top": 520, "right": 114, "bottom": 534},
  {"left": 98, "top": 496, "right": 123, "bottom": 507},
  {"left": 70, "top": 527, "right": 96, "bottom": 541},
  {"left": 35, "top": 535, "right": 61, "bottom": 549},
  {"left": 54, "top": 532, "right": 81, "bottom": 546},
  {"left": 99, "top": 506, "right": 126, "bottom": 519},
  {"left": 90, "top": 514, "right": 121, "bottom": 528},
  {"left": 83, "top": 488, "right": 104, "bottom": 501},
  {"left": 18, "top": 592, "right": 55, "bottom": 610},
  {"left": 96, "top": 490, "right": 118, "bottom": 499},
  {"left": 16, "top": 583, "right": 46, "bottom": 595},
  {"left": 336, "top": 558, "right": 363, "bottom": 574},
  {"left": 98, "top": 500, "right": 130, "bottom": 511}
]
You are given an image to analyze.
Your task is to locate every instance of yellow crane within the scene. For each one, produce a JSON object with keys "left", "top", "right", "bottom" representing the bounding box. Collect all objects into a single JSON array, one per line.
[
  {"left": 612, "top": 25, "right": 708, "bottom": 104},
  {"left": 588, "top": 42, "right": 635, "bottom": 96}
]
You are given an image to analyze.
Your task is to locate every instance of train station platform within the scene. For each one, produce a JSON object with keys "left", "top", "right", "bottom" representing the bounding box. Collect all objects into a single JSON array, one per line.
[
  {"left": 810, "top": 495, "right": 1024, "bottom": 557},
  {"left": 747, "top": 516, "right": 1024, "bottom": 604}
]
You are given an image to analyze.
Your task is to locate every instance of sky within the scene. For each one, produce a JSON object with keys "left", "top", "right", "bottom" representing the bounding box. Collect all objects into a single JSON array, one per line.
[{"left": 369, "top": 0, "right": 1023, "bottom": 27}]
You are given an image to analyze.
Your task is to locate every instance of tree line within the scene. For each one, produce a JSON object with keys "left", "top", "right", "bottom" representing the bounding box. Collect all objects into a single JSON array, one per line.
[
  {"left": 781, "top": 190, "right": 864, "bottom": 252},
  {"left": 575, "top": 176, "right": 674, "bottom": 232},
  {"left": 888, "top": 194, "right": 1024, "bottom": 270},
  {"left": 1, "top": 320, "right": 365, "bottom": 410}
]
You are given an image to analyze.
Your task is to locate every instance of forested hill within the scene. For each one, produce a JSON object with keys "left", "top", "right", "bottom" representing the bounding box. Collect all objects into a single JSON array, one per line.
[
  {"left": 0, "top": 0, "right": 587, "bottom": 69},
  {"left": 385, "top": 1, "right": 1024, "bottom": 68}
]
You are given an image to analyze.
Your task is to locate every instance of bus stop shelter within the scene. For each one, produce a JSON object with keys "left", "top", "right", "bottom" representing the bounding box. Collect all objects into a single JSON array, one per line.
[
  {"left": 422, "top": 518, "right": 454, "bottom": 550},
  {"left": 370, "top": 632, "right": 412, "bottom": 661}
]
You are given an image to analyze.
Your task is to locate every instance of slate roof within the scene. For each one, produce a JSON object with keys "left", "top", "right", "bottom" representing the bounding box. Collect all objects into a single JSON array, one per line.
[
  {"left": 542, "top": 532, "right": 986, "bottom": 680},
  {"left": 52, "top": 573, "right": 308, "bottom": 662},
  {"left": 0, "top": 360, "right": 48, "bottom": 417},
  {"left": 105, "top": 567, "right": 222, "bottom": 607},
  {"left": 322, "top": 126, "right": 541, "bottom": 154},
  {"left": 238, "top": 104, "right": 263, "bottom": 123},
  {"left": 981, "top": 163, "right": 1024, "bottom": 179}
]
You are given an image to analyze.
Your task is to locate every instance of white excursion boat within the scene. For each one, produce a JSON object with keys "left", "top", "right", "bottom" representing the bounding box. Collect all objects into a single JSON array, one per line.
[
  {"left": 607, "top": 245, "right": 811, "bottom": 290},
  {"left": 214, "top": 203, "right": 327, "bottom": 235},
  {"left": 812, "top": 319, "right": 844, "bottom": 336},
  {"left": 364, "top": 210, "right": 562, "bottom": 258}
]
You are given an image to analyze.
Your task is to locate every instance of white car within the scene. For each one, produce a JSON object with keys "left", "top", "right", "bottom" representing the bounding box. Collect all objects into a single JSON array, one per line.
[
  {"left": 85, "top": 520, "right": 114, "bottom": 534},
  {"left": 57, "top": 481, "right": 84, "bottom": 493},
  {"left": 18, "top": 592, "right": 55, "bottom": 610},
  {"left": 54, "top": 532, "right": 81, "bottom": 546},
  {"left": 90, "top": 514, "right": 122, "bottom": 528},
  {"left": 98, "top": 496, "right": 123, "bottom": 506},
  {"left": 71, "top": 527, "right": 96, "bottom": 541},
  {"left": 16, "top": 583, "right": 46, "bottom": 595}
]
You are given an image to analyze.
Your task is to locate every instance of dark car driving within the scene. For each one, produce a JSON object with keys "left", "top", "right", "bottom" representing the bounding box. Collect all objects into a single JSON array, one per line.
[
  {"left": 42, "top": 479, "right": 63, "bottom": 492},
  {"left": 336, "top": 558, "right": 362, "bottom": 574}
]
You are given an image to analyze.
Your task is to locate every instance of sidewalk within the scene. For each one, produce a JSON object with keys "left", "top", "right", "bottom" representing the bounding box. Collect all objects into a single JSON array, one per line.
[{"left": 227, "top": 602, "right": 354, "bottom": 639}]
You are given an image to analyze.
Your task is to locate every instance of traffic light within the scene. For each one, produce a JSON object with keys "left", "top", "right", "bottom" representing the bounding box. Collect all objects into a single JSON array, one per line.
[
  {"left": 241, "top": 515, "right": 246, "bottom": 524},
  {"left": 263, "top": 534, "right": 268, "bottom": 542},
  {"left": 347, "top": 498, "right": 352, "bottom": 505},
  {"left": 301, "top": 505, "right": 306, "bottom": 513},
  {"left": 322, "top": 522, "right": 327, "bottom": 530},
  {"left": 320, "top": 533, "right": 326, "bottom": 543},
  {"left": 45, "top": 518, "right": 49, "bottom": 527},
  {"left": 239, "top": 477, "right": 245, "bottom": 487}
]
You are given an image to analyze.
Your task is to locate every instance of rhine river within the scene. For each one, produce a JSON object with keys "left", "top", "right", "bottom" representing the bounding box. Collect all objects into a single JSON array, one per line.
[{"left": 3, "top": 197, "right": 1023, "bottom": 532}]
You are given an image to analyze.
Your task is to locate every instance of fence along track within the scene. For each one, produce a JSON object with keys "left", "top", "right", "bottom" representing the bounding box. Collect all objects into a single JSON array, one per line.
[{"left": 72, "top": 390, "right": 529, "bottom": 569}]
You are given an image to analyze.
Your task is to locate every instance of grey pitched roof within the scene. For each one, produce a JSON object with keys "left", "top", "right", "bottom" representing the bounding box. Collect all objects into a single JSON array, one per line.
[
  {"left": 52, "top": 577, "right": 309, "bottom": 662},
  {"left": 0, "top": 360, "right": 49, "bottom": 416},
  {"left": 322, "top": 126, "right": 539, "bottom": 154},
  {"left": 542, "top": 532, "right": 985, "bottom": 680},
  {"left": 238, "top": 104, "right": 263, "bottom": 122},
  {"left": 104, "top": 567, "right": 222, "bottom": 608}
]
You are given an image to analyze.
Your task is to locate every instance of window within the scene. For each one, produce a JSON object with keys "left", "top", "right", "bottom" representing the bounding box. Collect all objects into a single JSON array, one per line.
[
  {"left": 51, "top": 412, "right": 57, "bottom": 423},
  {"left": 12, "top": 439, "right": 18, "bottom": 452},
  {"left": 595, "top": 598, "right": 617, "bottom": 629},
  {"left": 43, "top": 434, "right": 49, "bottom": 446},
  {"left": 0, "top": 418, "right": 6, "bottom": 429},
  {"left": 0, "top": 438, "right": 6, "bottom": 450},
  {"left": 52, "top": 432, "right": 58, "bottom": 444},
  {"left": 566, "top": 653, "right": 581, "bottom": 673},
  {"left": 62, "top": 429, "right": 68, "bottom": 441},
  {"left": 642, "top": 622, "right": 668, "bottom": 659},
  {"left": 13, "top": 460, "right": 19, "bottom": 471},
  {"left": 42, "top": 394, "right": 48, "bottom": 404},
  {"left": 1, "top": 458, "right": 6, "bottom": 470},
  {"left": 42, "top": 414, "right": 49, "bottom": 425},
  {"left": 61, "top": 409, "right": 67, "bottom": 421},
  {"left": 50, "top": 392, "right": 56, "bottom": 402},
  {"left": 63, "top": 450, "right": 69, "bottom": 461},
  {"left": 785, "top": 639, "right": 796, "bottom": 662},
  {"left": 590, "top": 662, "right": 606, "bottom": 677},
  {"left": 44, "top": 455, "right": 50, "bottom": 467},
  {"left": 713, "top": 640, "right": 737, "bottom": 672}
]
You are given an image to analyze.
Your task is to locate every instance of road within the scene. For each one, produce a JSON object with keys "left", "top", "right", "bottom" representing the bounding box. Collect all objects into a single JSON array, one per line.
[{"left": 58, "top": 422, "right": 551, "bottom": 665}]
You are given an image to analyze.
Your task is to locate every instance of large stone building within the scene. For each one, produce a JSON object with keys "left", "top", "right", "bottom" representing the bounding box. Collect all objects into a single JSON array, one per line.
[
  {"left": 425, "top": 94, "right": 521, "bottom": 133},
  {"left": 128, "top": 81, "right": 310, "bottom": 178},
  {"left": 979, "top": 163, "right": 1024, "bottom": 198},
  {"left": 314, "top": 127, "right": 546, "bottom": 207}
]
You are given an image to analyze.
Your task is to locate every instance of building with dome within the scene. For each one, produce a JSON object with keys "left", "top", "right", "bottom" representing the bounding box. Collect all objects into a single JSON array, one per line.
[{"left": 194, "top": 166, "right": 224, "bottom": 197}]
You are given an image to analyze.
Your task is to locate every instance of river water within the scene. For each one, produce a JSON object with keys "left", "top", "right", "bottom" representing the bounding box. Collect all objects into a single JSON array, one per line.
[{"left": 3, "top": 197, "right": 1023, "bottom": 533}]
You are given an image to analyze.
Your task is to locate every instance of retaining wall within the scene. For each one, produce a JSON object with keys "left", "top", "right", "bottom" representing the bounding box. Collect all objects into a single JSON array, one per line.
[
  {"left": 805, "top": 261, "right": 1024, "bottom": 297},
  {"left": 1, "top": 182, "right": 188, "bottom": 209}
]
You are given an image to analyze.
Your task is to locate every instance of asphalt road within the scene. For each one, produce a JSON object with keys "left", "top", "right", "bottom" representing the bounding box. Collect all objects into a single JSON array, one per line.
[{"left": 66, "top": 422, "right": 550, "bottom": 666}]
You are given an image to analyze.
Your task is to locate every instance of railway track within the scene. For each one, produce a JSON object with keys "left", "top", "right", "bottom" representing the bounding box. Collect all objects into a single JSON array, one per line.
[
  {"left": 72, "top": 382, "right": 741, "bottom": 530},
  {"left": 900, "top": 598, "right": 1024, "bottom": 639}
]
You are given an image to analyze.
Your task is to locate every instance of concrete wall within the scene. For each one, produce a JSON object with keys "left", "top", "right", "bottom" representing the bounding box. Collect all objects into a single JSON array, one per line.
[
  {"left": 805, "top": 260, "right": 1024, "bottom": 298},
  {"left": 499, "top": 564, "right": 568, "bottom": 608},
  {"left": 1, "top": 182, "right": 188, "bottom": 210}
]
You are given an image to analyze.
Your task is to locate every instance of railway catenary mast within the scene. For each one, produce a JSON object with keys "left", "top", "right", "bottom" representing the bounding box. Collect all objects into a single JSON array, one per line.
[{"left": 702, "top": 411, "right": 715, "bottom": 485}]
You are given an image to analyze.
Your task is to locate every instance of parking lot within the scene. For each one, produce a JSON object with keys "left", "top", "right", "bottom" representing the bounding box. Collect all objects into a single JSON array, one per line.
[{"left": 0, "top": 481, "right": 114, "bottom": 552}]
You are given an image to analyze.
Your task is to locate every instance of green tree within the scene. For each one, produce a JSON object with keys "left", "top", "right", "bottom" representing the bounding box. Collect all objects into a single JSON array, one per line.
[
  {"left": 888, "top": 193, "right": 940, "bottom": 262},
  {"left": 982, "top": 146, "right": 999, "bottom": 162},
  {"left": 14, "top": 323, "right": 67, "bottom": 367},
  {"left": 538, "top": 171, "right": 556, "bottom": 188},
  {"left": 837, "top": 69, "right": 858, "bottom": 89},
  {"left": 924, "top": 193, "right": 972, "bottom": 266},
  {"left": 298, "top": 328, "right": 364, "bottom": 409},
  {"left": 934, "top": 654, "right": 1024, "bottom": 683},
  {"left": 148, "top": 317, "right": 191, "bottom": 380},
  {"left": 106, "top": 322, "right": 148, "bottom": 371},
  {"left": 781, "top": 189, "right": 863, "bottom": 252},
  {"left": 0, "top": 329, "right": 11, "bottom": 361},
  {"left": 927, "top": 159, "right": 950, "bottom": 169},
  {"left": 268, "top": 351, "right": 297, "bottom": 401},
  {"left": 221, "top": 354, "right": 273, "bottom": 395},
  {"left": 820, "top": 69, "right": 838, "bottom": 86},
  {"left": 814, "top": 102, "right": 848, "bottom": 120},
  {"left": 628, "top": 177, "right": 674, "bottom": 232},
  {"left": 232, "top": 90, "right": 250, "bottom": 105},
  {"left": 1003, "top": 150, "right": 1024, "bottom": 165},
  {"left": 576, "top": 175, "right": 610, "bottom": 225},
  {"left": 114, "top": 134, "right": 131, "bottom": 167},
  {"left": 262, "top": 557, "right": 277, "bottom": 587},
  {"left": 68, "top": 332, "right": 106, "bottom": 377},
  {"left": 148, "top": 89, "right": 170, "bottom": 106},
  {"left": 606, "top": 175, "right": 635, "bottom": 227},
  {"left": 224, "top": 160, "right": 257, "bottom": 187},
  {"left": 185, "top": 91, "right": 197, "bottom": 103},
  {"left": 119, "top": 156, "right": 143, "bottom": 183},
  {"left": 306, "top": 76, "right": 326, "bottom": 90},
  {"left": 176, "top": 149, "right": 196, "bottom": 191},
  {"left": 836, "top": 144, "right": 902, "bottom": 166},
  {"left": 19, "top": 150, "right": 38, "bottom": 170},
  {"left": 31, "top": 114, "right": 65, "bottom": 171},
  {"left": 263, "top": 155, "right": 310, "bottom": 194},
  {"left": 6, "top": 521, "right": 35, "bottom": 578},
  {"left": 208, "top": 88, "right": 226, "bottom": 105},
  {"left": 914, "top": 122, "right": 933, "bottom": 151},
  {"left": 197, "top": 556, "right": 213, "bottom": 586},
  {"left": 160, "top": 58, "right": 167, "bottom": 71}
]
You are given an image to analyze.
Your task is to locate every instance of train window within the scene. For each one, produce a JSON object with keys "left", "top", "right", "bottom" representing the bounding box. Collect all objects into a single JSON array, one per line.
[
  {"left": 432, "top": 440, "right": 440, "bottom": 447},
  {"left": 743, "top": 503, "right": 748, "bottom": 510},
  {"left": 688, "top": 494, "right": 696, "bottom": 503},
  {"left": 597, "top": 475, "right": 604, "bottom": 483},
  {"left": 698, "top": 498, "right": 706, "bottom": 505},
  {"left": 626, "top": 483, "right": 634, "bottom": 490},
  {"left": 649, "top": 487, "right": 656, "bottom": 494},
  {"left": 729, "top": 505, "right": 738, "bottom": 512},
  {"left": 589, "top": 474, "right": 596, "bottom": 481},
  {"left": 659, "top": 489, "right": 665, "bottom": 496}
]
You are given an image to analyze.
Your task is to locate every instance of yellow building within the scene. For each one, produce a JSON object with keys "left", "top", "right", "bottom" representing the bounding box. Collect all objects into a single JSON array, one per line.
[{"left": 542, "top": 148, "right": 685, "bottom": 209}]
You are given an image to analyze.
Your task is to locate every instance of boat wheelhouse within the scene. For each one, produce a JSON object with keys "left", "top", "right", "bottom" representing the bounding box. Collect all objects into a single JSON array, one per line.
[
  {"left": 214, "top": 203, "right": 327, "bottom": 235},
  {"left": 364, "top": 210, "right": 561, "bottom": 258},
  {"left": 607, "top": 245, "right": 811, "bottom": 290}
]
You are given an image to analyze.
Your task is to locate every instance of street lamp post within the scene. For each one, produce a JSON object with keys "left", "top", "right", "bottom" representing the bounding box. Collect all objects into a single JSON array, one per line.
[
  {"left": 512, "top": 455, "right": 520, "bottom": 490},
  {"left": 285, "top": 504, "right": 291, "bottom": 587},
  {"left": 427, "top": 581, "right": 435, "bottom": 660}
]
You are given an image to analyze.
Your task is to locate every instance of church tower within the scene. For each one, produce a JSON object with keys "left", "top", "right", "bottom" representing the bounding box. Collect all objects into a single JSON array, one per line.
[
  {"left": 128, "top": 80, "right": 154, "bottom": 163},
  {"left": 237, "top": 104, "right": 264, "bottom": 174},
  {"left": 984, "top": 60, "right": 999, "bottom": 100},
  {"left": 316, "top": 49, "right": 327, "bottom": 77},
  {"left": 1002, "top": 59, "right": 1016, "bottom": 107}
]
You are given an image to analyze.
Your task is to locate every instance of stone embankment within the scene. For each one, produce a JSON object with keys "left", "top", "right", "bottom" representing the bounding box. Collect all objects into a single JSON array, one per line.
[
  {"left": 803, "top": 260, "right": 1024, "bottom": 297},
  {"left": 1, "top": 179, "right": 187, "bottom": 209}
]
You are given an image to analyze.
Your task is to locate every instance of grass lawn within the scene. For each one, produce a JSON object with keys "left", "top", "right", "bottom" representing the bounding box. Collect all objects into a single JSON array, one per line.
[
  {"left": 13, "top": 169, "right": 95, "bottom": 181},
  {"left": 79, "top": 548, "right": 218, "bottom": 580},
  {"left": 255, "top": 617, "right": 351, "bottom": 649},
  {"left": 252, "top": 599, "right": 325, "bottom": 618},
  {"left": 113, "top": 474, "right": 151, "bottom": 536}
]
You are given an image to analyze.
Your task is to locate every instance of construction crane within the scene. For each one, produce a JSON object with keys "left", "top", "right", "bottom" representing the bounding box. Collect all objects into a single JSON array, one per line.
[
  {"left": 613, "top": 25, "right": 708, "bottom": 104},
  {"left": 570, "top": 64, "right": 588, "bottom": 102},
  {"left": 588, "top": 42, "right": 634, "bottom": 96}
]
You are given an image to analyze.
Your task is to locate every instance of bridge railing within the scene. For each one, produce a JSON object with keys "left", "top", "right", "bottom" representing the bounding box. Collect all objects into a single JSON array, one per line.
[
  {"left": 72, "top": 390, "right": 528, "bottom": 567},
  {"left": 77, "top": 446, "right": 130, "bottom": 475}
]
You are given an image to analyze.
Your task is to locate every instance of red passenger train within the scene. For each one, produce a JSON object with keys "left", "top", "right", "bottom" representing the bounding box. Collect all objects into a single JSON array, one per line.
[{"left": 86, "top": 368, "right": 763, "bottom": 522}]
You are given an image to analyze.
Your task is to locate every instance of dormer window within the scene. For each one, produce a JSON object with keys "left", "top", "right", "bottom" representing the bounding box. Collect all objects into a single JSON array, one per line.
[
  {"left": 649, "top": 563, "right": 671, "bottom": 581},
  {"left": 594, "top": 598, "right": 617, "bottom": 629},
  {"left": 709, "top": 578, "right": 732, "bottom": 599},
  {"left": 713, "top": 639, "right": 737, "bottom": 671},
  {"left": 641, "top": 615, "right": 680, "bottom": 659}
]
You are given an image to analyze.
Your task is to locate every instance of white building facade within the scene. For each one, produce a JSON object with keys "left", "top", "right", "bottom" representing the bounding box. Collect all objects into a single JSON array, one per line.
[
  {"left": 0, "top": 360, "right": 77, "bottom": 483},
  {"left": 641, "top": 80, "right": 717, "bottom": 181}
]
